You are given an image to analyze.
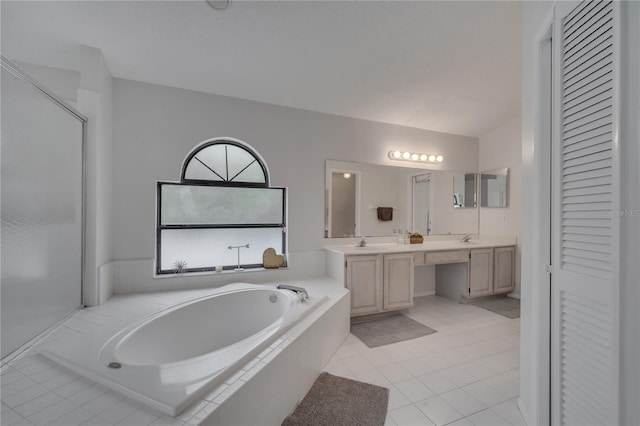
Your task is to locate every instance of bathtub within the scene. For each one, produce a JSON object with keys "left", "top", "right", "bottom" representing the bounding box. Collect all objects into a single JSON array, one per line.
[{"left": 39, "top": 283, "right": 327, "bottom": 416}]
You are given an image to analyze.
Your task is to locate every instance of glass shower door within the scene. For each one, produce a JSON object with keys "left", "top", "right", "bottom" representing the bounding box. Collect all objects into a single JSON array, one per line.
[{"left": 1, "top": 59, "right": 84, "bottom": 359}]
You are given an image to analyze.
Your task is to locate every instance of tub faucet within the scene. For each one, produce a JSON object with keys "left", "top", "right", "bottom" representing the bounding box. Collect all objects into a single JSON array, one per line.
[
  {"left": 460, "top": 234, "right": 471, "bottom": 242},
  {"left": 356, "top": 237, "right": 367, "bottom": 247},
  {"left": 227, "top": 244, "right": 249, "bottom": 271},
  {"left": 277, "top": 284, "right": 309, "bottom": 302}
]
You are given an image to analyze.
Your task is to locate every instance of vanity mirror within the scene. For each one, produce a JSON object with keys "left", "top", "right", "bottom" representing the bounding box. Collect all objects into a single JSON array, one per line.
[
  {"left": 480, "top": 168, "right": 509, "bottom": 208},
  {"left": 325, "top": 160, "right": 479, "bottom": 238},
  {"left": 453, "top": 172, "right": 477, "bottom": 208}
]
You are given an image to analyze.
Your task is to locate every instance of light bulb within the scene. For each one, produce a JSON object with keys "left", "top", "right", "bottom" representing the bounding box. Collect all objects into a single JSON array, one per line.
[
  {"left": 411, "top": 153, "right": 419, "bottom": 161},
  {"left": 428, "top": 155, "right": 436, "bottom": 162},
  {"left": 343, "top": 173, "right": 352, "bottom": 179},
  {"left": 436, "top": 155, "right": 444, "bottom": 162},
  {"left": 392, "top": 150, "right": 402, "bottom": 159},
  {"left": 402, "top": 152, "right": 411, "bottom": 159},
  {"left": 420, "top": 154, "right": 427, "bottom": 161}
]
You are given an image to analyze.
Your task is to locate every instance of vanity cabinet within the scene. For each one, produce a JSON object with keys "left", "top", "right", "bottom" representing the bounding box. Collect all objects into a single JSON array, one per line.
[
  {"left": 345, "top": 255, "right": 383, "bottom": 316},
  {"left": 326, "top": 241, "right": 516, "bottom": 311},
  {"left": 469, "top": 248, "right": 494, "bottom": 297},
  {"left": 383, "top": 253, "right": 414, "bottom": 311},
  {"left": 345, "top": 253, "right": 414, "bottom": 316},
  {"left": 468, "top": 246, "right": 515, "bottom": 298},
  {"left": 493, "top": 246, "right": 515, "bottom": 293}
]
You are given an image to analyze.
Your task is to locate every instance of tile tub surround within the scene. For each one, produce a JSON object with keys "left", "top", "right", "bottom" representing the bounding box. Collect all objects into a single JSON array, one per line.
[{"left": 1, "top": 278, "right": 349, "bottom": 426}]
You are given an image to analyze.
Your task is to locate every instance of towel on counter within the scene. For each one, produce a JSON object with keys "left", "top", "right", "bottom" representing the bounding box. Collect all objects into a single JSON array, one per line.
[{"left": 377, "top": 207, "right": 393, "bottom": 221}]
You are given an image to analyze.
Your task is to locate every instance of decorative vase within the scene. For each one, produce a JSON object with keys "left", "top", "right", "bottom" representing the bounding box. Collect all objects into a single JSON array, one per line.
[{"left": 410, "top": 237, "right": 424, "bottom": 244}]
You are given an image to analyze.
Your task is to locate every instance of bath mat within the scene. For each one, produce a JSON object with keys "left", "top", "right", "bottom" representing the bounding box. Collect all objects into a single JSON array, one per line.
[
  {"left": 472, "top": 296, "right": 520, "bottom": 319},
  {"left": 350, "top": 314, "right": 437, "bottom": 348},
  {"left": 282, "top": 372, "right": 389, "bottom": 426}
]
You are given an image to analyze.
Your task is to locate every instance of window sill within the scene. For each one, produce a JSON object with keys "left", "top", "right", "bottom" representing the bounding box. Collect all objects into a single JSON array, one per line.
[{"left": 153, "top": 266, "right": 289, "bottom": 279}]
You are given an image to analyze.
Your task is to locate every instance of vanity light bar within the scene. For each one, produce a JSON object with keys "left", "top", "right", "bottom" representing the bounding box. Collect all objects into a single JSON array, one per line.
[{"left": 388, "top": 150, "right": 443, "bottom": 163}]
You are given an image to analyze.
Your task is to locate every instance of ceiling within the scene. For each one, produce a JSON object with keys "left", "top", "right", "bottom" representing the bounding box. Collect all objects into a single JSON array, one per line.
[{"left": 1, "top": 1, "right": 521, "bottom": 138}]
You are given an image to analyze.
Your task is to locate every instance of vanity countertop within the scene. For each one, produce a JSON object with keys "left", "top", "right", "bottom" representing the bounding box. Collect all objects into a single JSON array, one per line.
[{"left": 324, "top": 237, "right": 516, "bottom": 256}]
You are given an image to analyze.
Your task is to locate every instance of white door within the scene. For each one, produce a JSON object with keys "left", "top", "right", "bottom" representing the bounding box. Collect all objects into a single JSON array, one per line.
[{"left": 551, "top": 1, "right": 619, "bottom": 424}]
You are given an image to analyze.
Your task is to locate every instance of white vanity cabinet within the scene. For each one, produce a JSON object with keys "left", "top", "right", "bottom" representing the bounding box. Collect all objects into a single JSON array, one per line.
[
  {"left": 469, "top": 248, "right": 494, "bottom": 297},
  {"left": 344, "top": 253, "right": 414, "bottom": 316},
  {"left": 325, "top": 239, "right": 516, "bottom": 314},
  {"left": 468, "top": 246, "right": 515, "bottom": 298},
  {"left": 383, "top": 253, "right": 414, "bottom": 311},
  {"left": 345, "top": 255, "right": 383, "bottom": 316},
  {"left": 493, "top": 246, "right": 515, "bottom": 293}
]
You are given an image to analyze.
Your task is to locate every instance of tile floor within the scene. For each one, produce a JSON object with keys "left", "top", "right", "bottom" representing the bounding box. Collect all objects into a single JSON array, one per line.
[{"left": 324, "top": 295, "right": 524, "bottom": 426}]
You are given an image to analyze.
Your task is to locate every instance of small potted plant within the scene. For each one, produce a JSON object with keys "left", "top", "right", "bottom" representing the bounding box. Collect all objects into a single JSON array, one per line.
[{"left": 409, "top": 232, "right": 424, "bottom": 244}]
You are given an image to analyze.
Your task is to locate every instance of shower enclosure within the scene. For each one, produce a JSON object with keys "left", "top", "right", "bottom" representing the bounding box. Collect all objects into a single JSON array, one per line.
[{"left": 1, "top": 56, "right": 85, "bottom": 359}]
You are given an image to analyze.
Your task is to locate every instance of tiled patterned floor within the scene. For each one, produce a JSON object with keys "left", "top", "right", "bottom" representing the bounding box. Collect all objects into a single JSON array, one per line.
[{"left": 324, "top": 295, "right": 524, "bottom": 426}]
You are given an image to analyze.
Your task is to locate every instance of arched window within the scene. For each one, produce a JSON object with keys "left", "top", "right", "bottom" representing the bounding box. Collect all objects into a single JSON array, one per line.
[
  {"left": 156, "top": 138, "right": 286, "bottom": 275},
  {"left": 181, "top": 139, "right": 270, "bottom": 186}
]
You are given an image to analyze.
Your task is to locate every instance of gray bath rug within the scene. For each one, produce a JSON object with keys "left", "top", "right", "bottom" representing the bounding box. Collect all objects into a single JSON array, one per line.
[
  {"left": 350, "top": 314, "right": 437, "bottom": 348},
  {"left": 282, "top": 372, "right": 389, "bottom": 426},
  {"left": 473, "top": 296, "right": 520, "bottom": 319}
]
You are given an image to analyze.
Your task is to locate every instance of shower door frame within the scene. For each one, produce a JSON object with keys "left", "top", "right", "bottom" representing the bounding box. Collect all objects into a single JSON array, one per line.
[{"left": 1, "top": 55, "right": 88, "bottom": 321}]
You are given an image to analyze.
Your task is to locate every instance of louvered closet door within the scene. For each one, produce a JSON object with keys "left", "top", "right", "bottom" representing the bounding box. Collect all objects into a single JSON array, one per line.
[{"left": 551, "top": 1, "right": 619, "bottom": 425}]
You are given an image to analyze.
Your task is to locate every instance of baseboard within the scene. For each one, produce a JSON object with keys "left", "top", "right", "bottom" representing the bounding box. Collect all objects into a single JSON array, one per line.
[
  {"left": 508, "top": 293, "right": 521, "bottom": 300},
  {"left": 414, "top": 290, "right": 436, "bottom": 297},
  {"left": 461, "top": 293, "right": 512, "bottom": 304}
]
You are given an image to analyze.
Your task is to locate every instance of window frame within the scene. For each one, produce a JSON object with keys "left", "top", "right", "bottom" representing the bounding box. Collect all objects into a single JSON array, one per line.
[
  {"left": 155, "top": 138, "right": 287, "bottom": 276},
  {"left": 180, "top": 139, "right": 270, "bottom": 187}
]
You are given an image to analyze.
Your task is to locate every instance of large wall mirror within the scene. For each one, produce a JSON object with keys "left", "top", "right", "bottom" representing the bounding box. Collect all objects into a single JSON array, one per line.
[
  {"left": 325, "top": 160, "right": 478, "bottom": 238},
  {"left": 480, "top": 168, "right": 509, "bottom": 208}
]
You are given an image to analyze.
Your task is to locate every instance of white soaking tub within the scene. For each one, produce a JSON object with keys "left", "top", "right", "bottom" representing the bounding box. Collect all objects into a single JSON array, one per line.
[{"left": 39, "top": 283, "right": 327, "bottom": 416}]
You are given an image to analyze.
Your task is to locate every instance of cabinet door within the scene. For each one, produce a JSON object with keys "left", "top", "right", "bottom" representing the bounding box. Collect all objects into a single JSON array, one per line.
[
  {"left": 383, "top": 253, "right": 414, "bottom": 310},
  {"left": 469, "top": 248, "right": 493, "bottom": 297},
  {"left": 346, "top": 255, "right": 383, "bottom": 316},
  {"left": 493, "top": 246, "right": 515, "bottom": 294}
]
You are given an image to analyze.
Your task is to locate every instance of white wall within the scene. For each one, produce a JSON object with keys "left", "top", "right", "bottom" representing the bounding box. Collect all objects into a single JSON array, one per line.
[
  {"left": 17, "top": 63, "right": 80, "bottom": 105},
  {"left": 478, "top": 115, "right": 521, "bottom": 296},
  {"left": 111, "top": 78, "right": 478, "bottom": 293},
  {"left": 72, "top": 47, "right": 114, "bottom": 306}
]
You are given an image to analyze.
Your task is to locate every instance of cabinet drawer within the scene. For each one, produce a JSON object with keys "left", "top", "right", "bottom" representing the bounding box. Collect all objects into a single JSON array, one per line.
[
  {"left": 425, "top": 250, "right": 469, "bottom": 265},
  {"left": 414, "top": 252, "right": 426, "bottom": 266}
]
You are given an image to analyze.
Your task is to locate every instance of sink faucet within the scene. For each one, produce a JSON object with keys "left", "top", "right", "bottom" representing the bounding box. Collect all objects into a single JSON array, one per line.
[
  {"left": 356, "top": 236, "right": 367, "bottom": 247},
  {"left": 460, "top": 234, "right": 471, "bottom": 242}
]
